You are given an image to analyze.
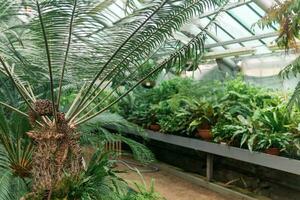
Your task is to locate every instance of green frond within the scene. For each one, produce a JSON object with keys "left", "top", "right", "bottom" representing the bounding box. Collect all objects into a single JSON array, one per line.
[
  {"left": 287, "top": 81, "right": 300, "bottom": 110},
  {"left": 279, "top": 56, "right": 300, "bottom": 79},
  {"left": 76, "top": 3, "right": 226, "bottom": 124},
  {"left": 0, "top": 0, "right": 228, "bottom": 126},
  {"left": 80, "top": 112, "right": 154, "bottom": 164},
  {"left": 0, "top": 171, "right": 14, "bottom": 200}
]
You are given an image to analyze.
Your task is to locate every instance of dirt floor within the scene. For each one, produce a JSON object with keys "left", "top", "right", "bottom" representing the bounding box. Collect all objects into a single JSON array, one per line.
[{"left": 117, "top": 160, "right": 229, "bottom": 200}]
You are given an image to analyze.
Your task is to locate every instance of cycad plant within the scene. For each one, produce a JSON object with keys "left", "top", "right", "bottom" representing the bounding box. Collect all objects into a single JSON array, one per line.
[{"left": 0, "top": 0, "right": 227, "bottom": 198}]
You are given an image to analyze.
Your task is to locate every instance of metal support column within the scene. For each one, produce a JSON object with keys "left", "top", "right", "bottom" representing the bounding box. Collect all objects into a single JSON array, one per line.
[{"left": 206, "top": 153, "right": 214, "bottom": 181}]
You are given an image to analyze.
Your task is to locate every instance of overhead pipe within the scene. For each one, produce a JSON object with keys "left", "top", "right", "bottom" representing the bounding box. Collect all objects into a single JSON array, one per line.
[{"left": 253, "top": 0, "right": 276, "bottom": 11}]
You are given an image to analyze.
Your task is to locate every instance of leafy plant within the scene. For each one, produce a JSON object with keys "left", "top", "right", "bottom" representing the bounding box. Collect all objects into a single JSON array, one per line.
[
  {"left": 154, "top": 98, "right": 191, "bottom": 134},
  {"left": 255, "top": 132, "right": 293, "bottom": 152},
  {"left": 213, "top": 115, "right": 256, "bottom": 149},
  {"left": 0, "top": 0, "right": 228, "bottom": 198},
  {"left": 0, "top": 110, "right": 32, "bottom": 199},
  {"left": 259, "top": 0, "right": 300, "bottom": 109},
  {"left": 123, "top": 179, "right": 164, "bottom": 200},
  {"left": 187, "top": 100, "right": 219, "bottom": 132},
  {"left": 252, "top": 105, "right": 291, "bottom": 134}
]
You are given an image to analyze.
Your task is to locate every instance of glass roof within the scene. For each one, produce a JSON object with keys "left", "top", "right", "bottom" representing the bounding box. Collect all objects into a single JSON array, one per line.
[{"left": 97, "top": 0, "right": 279, "bottom": 58}]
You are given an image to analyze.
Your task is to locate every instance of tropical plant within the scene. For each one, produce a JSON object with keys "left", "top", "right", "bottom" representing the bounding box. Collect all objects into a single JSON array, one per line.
[
  {"left": 255, "top": 132, "right": 293, "bottom": 152},
  {"left": 0, "top": 0, "right": 229, "bottom": 198},
  {"left": 118, "top": 78, "right": 197, "bottom": 128},
  {"left": 0, "top": 111, "right": 32, "bottom": 199},
  {"left": 22, "top": 147, "right": 137, "bottom": 200},
  {"left": 186, "top": 99, "right": 219, "bottom": 132},
  {"left": 213, "top": 115, "right": 256, "bottom": 148},
  {"left": 153, "top": 97, "right": 191, "bottom": 134},
  {"left": 252, "top": 105, "right": 291, "bottom": 133},
  {"left": 259, "top": 0, "right": 300, "bottom": 109},
  {"left": 123, "top": 179, "right": 165, "bottom": 200}
]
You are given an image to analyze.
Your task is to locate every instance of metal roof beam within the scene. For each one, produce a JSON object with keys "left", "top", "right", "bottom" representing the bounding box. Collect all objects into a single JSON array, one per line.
[
  {"left": 205, "top": 32, "right": 278, "bottom": 48},
  {"left": 199, "top": 0, "right": 254, "bottom": 18},
  {"left": 246, "top": 3, "right": 277, "bottom": 31},
  {"left": 225, "top": 11, "right": 266, "bottom": 45},
  {"left": 206, "top": 16, "right": 245, "bottom": 47}
]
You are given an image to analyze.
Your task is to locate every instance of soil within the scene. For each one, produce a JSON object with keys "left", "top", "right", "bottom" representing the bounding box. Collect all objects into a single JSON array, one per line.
[{"left": 117, "top": 161, "right": 229, "bottom": 200}]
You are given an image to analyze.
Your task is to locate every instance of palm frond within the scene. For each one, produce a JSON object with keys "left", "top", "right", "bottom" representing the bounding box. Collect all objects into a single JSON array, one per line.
[
  {"left": 279, "top": 56, "right": 300, "bottom": 79},
  {"left": 0, "top": 110, "right": 33, "bottom": 179},
  {"left": 76, "top": 2, "right": 226, "bottom": 125},
  {"left": 36, "top": 0, "right": 57, "bottom": 122},
  {"left": 80, "top": 112, "right": 154, "bottom": 164},
  {"left": 0, "top": 171, "right": 14, "bottom": 200},
  {"left": 0, "top": 0, "right": 228, "bottom": 126},
  {"left": 287, "top": 81, "right": 300, "bottom": 110},
  {"left": 57, "top": 0, "right": 77, "bottom": 108},
  {"left": 71, "top": 0, "right": 228, "bottom": 123}
]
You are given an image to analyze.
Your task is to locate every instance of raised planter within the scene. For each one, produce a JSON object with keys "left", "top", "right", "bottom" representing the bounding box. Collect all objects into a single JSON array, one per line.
[{"left": 112, "top": 125, "right": 300, "bottom": 176}]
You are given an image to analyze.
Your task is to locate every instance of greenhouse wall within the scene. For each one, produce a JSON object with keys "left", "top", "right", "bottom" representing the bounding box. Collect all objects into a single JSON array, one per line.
[{"left": 184, "top": 53, "right": 299, "bottom": 91}]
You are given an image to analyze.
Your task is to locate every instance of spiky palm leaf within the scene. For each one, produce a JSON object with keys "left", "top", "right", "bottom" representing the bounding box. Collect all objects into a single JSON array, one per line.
[
  {"left": 0, "top": 111, "right": 32, "bottom": 200},
  {"left": 0, "top": 0, "right": 228, "bottom": 127},
  {"left": 0, "top": 0, "right": 228, "bottom": 196},
  {"left": 81, "top": 112, "right": 155, "bottom": 164}
]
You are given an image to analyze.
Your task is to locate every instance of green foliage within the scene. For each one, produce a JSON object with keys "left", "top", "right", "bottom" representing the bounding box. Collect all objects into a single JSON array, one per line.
[
  {"left": 45, "top": 148, "right": 162, "bottom": 200},
  {"left": 255, "top": 132, "right": 293, "bottom": 151},
  {"left": 80, "top": 112, "right": 155, "bottom": 164},
  {"left": 258, "top": 0, "right": 300, "bottom": 50},
  {"left": 119, "top": 76, "right": 300, "bottom": 157},
  {"left": 123, "top": 180, "right": 164, "bottom": 200},
  {"left": 185, "top": 100, "right": 219, "bottom": 132},
  {"left": 0, "top": 111, "right": 32, "bottom": 200},
  {"left": 118, "top": 78, "right": 195, "bottom": 128},
  {"left": 259, "top": 0, "right": 300, "bottom": 110},
  {"left": 51, "top": 148, "right": 128, "bottom": 200},
  {"left": 0, "top": 0, "right": 229, "bottom": 198}
]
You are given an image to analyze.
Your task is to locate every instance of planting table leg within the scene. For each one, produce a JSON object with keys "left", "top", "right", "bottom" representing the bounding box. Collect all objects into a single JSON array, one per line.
[{"left": 206, "top": 153, "right": 214, "bottom": 181}]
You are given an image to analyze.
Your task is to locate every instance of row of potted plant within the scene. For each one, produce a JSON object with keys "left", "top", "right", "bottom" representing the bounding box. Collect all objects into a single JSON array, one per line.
[{"left": 117, "top": 77, "right": 300, "bottom": 157}]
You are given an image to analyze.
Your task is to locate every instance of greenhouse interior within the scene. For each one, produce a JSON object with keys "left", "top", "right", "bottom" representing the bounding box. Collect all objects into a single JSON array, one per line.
[{"left": 1, "top": 0, "right": 300, "bottom": 199}]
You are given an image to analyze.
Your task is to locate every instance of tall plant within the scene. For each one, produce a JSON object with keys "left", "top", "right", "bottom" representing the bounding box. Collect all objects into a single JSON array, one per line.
[
  {"left": 0, "top": 0, "right": 228, "bottom": 198},
  {"left": 259, "top": 0, "right": 300, "bottom": 109}
]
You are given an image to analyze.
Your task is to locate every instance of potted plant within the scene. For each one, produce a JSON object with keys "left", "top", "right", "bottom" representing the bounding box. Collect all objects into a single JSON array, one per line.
[
  {"left": 187, "top": 100, "right": 219, "bottom": 141},
  {"left": 149, "top": 123, "right": 161, "bottom": 132},
  {"left": 255, "top": 132, "right": 293, "bottom": 155}
]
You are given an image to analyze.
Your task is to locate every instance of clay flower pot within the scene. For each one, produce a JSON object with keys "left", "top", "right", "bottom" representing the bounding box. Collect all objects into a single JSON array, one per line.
[
  {"left": 264, "top": 147, "right": 280, "bottom": 156},
  {"left": 196, "top": 128, "right": 212, "bottom": 141},
  {"left": 149, "top": 124, "right": 161, "bottom": 132}
]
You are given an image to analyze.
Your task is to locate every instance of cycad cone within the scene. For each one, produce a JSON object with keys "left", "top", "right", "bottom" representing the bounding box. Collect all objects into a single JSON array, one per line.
[{"left": 27, "top": 122, "right": 82, "bottom": 192}]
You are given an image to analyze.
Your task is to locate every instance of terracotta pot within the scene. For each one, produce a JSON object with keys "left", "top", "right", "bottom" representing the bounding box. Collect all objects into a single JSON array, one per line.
[
  {"left": 264, "top": 147, "right": 280, "bottom": 156},
  {"left": 196, "top": 128, "right": 212, "bottom": 141},
  {"left": 149, "top": 124, "right": 161, "bottom": 132}
]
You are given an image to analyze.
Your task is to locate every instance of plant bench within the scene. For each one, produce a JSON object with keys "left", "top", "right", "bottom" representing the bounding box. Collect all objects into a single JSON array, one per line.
[{"left": 110, "top": 126, "right": 300, "bottom": 180}]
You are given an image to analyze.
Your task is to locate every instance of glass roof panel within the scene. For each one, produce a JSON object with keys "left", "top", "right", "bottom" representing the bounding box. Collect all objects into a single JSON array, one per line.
[
  {"left": 205, "top": 35, "right": 218, "bottom": 45},
  {"left": 103, "top": 0, "right": 281, "bottom": 58},
  {"left": 211, "top": 13, "right": 252, "bottom": 38},
  {"left": 108, "top": 3, "right": 126, "bottom": 18},
  {"left": 248, "top": 2, "right": 266, "bottom": 16}
]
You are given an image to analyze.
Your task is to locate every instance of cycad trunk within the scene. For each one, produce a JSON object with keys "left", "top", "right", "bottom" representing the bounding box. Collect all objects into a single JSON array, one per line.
[{"left": 27, "top": 122, "right": 83, "bottom": 192}]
